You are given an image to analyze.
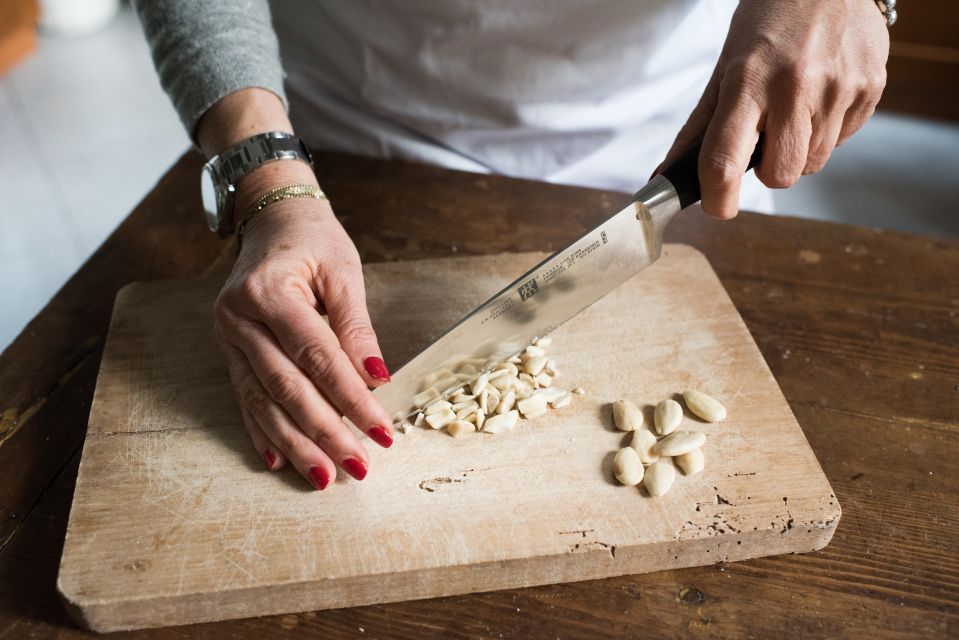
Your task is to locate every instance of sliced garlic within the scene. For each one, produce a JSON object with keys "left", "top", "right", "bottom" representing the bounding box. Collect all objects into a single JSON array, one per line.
[
  {"left": 425, "top": 400, "right": 453, "bottom": 416},
  {"left": 471, "top": 373, "right": 490, "bottom": 396},
  {"left": 496, "top": 389, "right": 516, "bottom": 414},
  {"left": 524, "top": 355, "right": 548, "bottom": 376},
  {"left": 517, "top": 393, "right": 549, "bottom": 419},
  {"left": 413, "top": 387, "right": 440, "bottom": 409},
  {"left": 425, "top": 409, "right": 456, "bottom": 430},
  {"left": 550, "top": 392, "right": 572, "bottom": 409},
  {"left": 447, "top": 420, "right": 475, "bottom": 437},
  {"left": 483, "top": 409, "right": 519, "bottom": 433}
]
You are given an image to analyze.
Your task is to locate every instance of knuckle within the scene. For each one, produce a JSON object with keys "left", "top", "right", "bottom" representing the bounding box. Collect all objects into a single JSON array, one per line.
[
  {"left": 304, "top": 417, "right": 341, "bottom": 446},
  {"left": 727, "top": 56, "right": 766, "bottom": 86},
  {"left": 867, "top": 69, "right": 887, "bottom": 95},
  {"left": 239, "top": 377, "right": 271, "bottom": 414},
  {"left": 699, "top": 153, "right": 742, "bottom": 187},
  {"left": 298, "top": 343, "right": 337, "bottom": 386},
  {"left": 336, "top": 392, "right": 367, "bottom": 422},
  {"left": 264, "top": 370, "right": 303, "bottom": 405},
  {"left": 337, "top": 316, "right": 377, "bottom": 347},
  {"left": 237, "top": 276, "right": 267, "bottom": 310},
  {"left": 784, "top": 60, "right": 817, "bottom": 93}
]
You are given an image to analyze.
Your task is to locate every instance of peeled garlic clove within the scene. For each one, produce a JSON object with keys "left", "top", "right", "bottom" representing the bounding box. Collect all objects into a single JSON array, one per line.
[
  {"left": 473, "top": 410, "right": 486, "bottom": 429},
  {"left": 644, "top": 461, "right": 676, "bottom": 496},
  {"left": 653, "top": 430, "right": 706, "bottom": 457},
  {"left": 630, "top": 429, "right": 660, "bottom": 464},
  {"left": 683, "top": 390, "right": 727, "bottom": 422},
  {"left": 613, "top": 447, "right": 644, "bottom": 486},
  {"left": 612, "top": 399, "right": 643, "bottom": 431},
  {"left": 412, "top": 412, "right": 425, "bottom": 427},
  {"left": 447, "top": 420, "right": 476, "bottom": 437},
  {"left": 654, "top": 398, "right": 683, "bottom": 435},
  {"left": 397, "top": 422, "right": 413, "bottom": 434},
  {"left": 483, "top": 409, "right": 519, "bottom": 433},
  {"left": 676, "top": 448, "right": 704, "bottom": 475},
  {"left": 534, "top": 336, "right": 552, "bottom": 348}
]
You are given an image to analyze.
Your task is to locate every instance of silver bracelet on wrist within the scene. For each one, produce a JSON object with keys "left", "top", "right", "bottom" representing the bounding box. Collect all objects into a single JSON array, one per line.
[{"left": 875, "top": 0, "right": 897, "bottom": 27}]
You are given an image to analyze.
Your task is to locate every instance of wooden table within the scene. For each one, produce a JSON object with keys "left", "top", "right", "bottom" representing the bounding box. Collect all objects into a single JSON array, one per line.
[{"left": 1, "top": 152, "right": 956, "bottom": 638}]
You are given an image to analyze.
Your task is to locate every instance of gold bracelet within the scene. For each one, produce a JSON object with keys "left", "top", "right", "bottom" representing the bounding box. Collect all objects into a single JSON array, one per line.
[{"left": 236, "top": 184, "right": 327, "bottom": 244}]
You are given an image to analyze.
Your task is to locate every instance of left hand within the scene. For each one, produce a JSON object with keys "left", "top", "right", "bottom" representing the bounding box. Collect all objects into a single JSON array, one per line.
[{"left": 658, "top": 0, "right": 890, "bottom": 219}]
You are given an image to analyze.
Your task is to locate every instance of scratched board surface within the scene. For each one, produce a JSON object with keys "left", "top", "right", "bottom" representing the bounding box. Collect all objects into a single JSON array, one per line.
[{"left": 57, "top": 245, "right": 840, "bottom": 632}]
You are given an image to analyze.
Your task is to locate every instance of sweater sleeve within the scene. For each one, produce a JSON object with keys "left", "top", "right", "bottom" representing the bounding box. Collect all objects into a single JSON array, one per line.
[{"left": 132, "top": 0, "right": 288, "bottom": 143}]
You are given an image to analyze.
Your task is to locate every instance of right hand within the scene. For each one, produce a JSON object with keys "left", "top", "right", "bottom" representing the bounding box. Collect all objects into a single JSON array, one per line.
[{"left": 213, "top": 186, "right": 395, "bottom": 491}]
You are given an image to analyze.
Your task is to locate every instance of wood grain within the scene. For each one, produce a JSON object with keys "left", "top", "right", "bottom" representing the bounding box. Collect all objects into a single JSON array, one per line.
[
  {"left": 879, "top": 0, "right": 959, "bottom": 120},
  {"left": 58, "top": 247, "right": 839, "bottom": 631},
  {"left": 1, "top": 151, "right": 957, "bottom": 638}
]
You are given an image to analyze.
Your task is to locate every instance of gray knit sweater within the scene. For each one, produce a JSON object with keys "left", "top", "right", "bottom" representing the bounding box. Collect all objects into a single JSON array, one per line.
[{"left": 132, "top": 0, "right": 287, "bottom": 141}]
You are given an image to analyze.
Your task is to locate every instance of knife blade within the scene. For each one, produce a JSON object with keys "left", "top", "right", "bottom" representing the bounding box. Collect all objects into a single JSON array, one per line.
[{"left": 374, "top": 135, "right": 763, "bottom": 418}]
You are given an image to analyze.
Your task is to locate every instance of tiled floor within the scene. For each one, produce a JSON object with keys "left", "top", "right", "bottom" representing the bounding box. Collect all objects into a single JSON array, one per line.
[{"left": 1, "top": 6, "right": 958, "bottom": 352}]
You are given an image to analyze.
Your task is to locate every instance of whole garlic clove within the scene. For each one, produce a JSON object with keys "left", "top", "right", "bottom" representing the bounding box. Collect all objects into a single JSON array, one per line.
[
  {"left": 612, "top": 399, "right": 643, "bottom": 431},
  {"left": 654, "top": 398, "right": 683, "bottom": 435}
]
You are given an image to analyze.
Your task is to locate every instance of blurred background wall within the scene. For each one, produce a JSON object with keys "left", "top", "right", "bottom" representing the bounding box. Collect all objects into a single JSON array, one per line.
[{"left": 1, "top": 0, "right": 957, "bottom": 351}]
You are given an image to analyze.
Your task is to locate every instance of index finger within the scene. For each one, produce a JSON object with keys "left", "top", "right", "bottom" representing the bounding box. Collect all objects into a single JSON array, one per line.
[
  {"left": 255, "top": 295, "right": 395, "bottom": 448},
  {"left": 698, "top": 80, "right": 763, "bottom": 220}
]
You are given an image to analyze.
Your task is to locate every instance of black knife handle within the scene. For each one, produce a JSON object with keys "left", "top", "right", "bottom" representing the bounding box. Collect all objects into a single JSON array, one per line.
[{"left": 660, "top": 133, "right": 765, "bottom": 210}]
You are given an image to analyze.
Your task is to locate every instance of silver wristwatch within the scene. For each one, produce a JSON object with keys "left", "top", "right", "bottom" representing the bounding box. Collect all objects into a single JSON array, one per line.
[{"left": 200, "top": 131, "right": 313, "bottom": 236}]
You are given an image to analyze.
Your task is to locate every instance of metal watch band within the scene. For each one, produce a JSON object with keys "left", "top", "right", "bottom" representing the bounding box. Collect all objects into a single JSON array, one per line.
[
  {"left": 876, "top": 0, "right": 897, "bottom": 27},
  {"left": 201, "top": 131, "right": 314, "bottom": 237},
  {"left": 211, "top": 131, "right": 313, "bottom": 185}
]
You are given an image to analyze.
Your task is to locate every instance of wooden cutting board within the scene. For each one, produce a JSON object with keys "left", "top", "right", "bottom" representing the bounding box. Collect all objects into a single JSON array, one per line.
[{"left": 57, "top": 245, "right": 840, "bottom": 632}]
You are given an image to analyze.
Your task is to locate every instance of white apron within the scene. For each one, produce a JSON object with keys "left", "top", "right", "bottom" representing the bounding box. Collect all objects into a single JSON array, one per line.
[{"left": 271, "top": 1, "right": 773, "bottom": 212}]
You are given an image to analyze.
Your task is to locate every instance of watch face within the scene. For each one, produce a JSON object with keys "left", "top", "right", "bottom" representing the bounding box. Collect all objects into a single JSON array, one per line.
[{"left": 200, "top": 164, "right": 220, "bottom": 233}]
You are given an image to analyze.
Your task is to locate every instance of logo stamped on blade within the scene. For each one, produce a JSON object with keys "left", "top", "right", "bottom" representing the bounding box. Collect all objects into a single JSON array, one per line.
[{"left": 517, "top": 277, "right": 539, "bottom": 301}]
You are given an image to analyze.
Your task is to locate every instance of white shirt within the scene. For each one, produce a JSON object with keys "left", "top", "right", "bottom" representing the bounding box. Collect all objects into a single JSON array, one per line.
[{"left": 272, "top": 1, "right": 773, "bottom": 211}]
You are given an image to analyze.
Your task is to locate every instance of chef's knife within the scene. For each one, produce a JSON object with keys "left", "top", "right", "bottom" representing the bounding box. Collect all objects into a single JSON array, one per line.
[{"left": 374, "top": 135, "right": 764, "bottom": 418}]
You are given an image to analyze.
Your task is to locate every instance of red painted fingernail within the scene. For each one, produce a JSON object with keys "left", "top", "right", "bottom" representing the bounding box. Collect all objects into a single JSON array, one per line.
[
  {"left": 368, "top": 425, "right": 393, "bottom": 448},
  {"left": 342, "top": 457, "right": 368, "bottom": 481},
  {"left": 307, "top": 465, "right": 331, "bottom": 490},
  {"left": 262, "top": 449, "right": 277, "bottom": 469},
  {"left": 363, "top": 356, "right": 391, "bottom": 382}
]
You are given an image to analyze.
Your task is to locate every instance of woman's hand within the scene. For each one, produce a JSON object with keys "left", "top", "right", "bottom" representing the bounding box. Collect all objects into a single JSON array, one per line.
[
  {"left": 213, "top": 187, "right": 394, "bottom": 490},
  {"left": 659, "top": 0, "right": 890, "bottom": 219}
]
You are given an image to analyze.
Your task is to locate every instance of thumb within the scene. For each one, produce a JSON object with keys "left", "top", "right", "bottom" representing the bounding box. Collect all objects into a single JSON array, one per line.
[
  {"left": 323, "top": 269, "right": 391, "bottom": 388},
  {"left": 652, "top": 66, "right": 721, "bottom": 180}
]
